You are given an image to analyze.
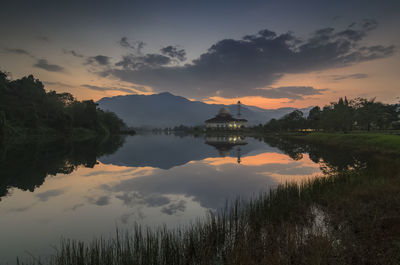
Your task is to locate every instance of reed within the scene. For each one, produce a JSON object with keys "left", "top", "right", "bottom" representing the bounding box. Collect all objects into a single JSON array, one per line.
[{"left": 21, "top": 168, "right": 400, "bottom": 265}]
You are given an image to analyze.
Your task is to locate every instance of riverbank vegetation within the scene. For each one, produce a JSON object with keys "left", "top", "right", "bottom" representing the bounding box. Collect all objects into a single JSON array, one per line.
[
  {"left": 263, "top": 97, "right": 399, "bottom": 133},
  {"left": 289, "top": 132, "right": 400, "bottom": 155},
  {"left": 0, "top": 71, "right": 133, "bottom": 141},
  {"left": 21, "top": 150, "right": 400, "bottom": 265}
]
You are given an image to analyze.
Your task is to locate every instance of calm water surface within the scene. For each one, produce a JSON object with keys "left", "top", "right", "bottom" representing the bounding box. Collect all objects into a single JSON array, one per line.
[{"left": 0, "top": 133, "right": 381, "bottom": 263}]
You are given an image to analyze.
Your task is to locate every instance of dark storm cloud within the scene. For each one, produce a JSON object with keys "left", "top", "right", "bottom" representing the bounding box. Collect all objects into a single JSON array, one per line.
[
  {"left": 33, "top": 59, "right": 65, "bottom": 72},
  {"left": 101, "top": 19, "right": 395, "bottom": 99},
  {"left": 160, "top": 45, "right": 186, "bottom": 61},
  {"left": 63, "top": 49, "right": 84, "bottom": 58},
  {"left": 86, "top": 55, "right": 111, "bottom": 66},
  {"left": 3, "top": 48, "right": 35, "bottom": 58},
  {"left": 82, "top": 84, "right": 136, "bottom": 94}
]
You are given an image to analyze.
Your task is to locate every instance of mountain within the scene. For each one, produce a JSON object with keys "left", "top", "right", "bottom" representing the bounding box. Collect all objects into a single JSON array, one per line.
[{"left": 97, "top": 92, "right": 312, "bottom": 128}]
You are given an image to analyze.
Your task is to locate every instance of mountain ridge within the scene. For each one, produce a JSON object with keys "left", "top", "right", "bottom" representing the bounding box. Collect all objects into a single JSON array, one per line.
[{"left": 97, "top": 92, "right": 313, "bottom": 128}]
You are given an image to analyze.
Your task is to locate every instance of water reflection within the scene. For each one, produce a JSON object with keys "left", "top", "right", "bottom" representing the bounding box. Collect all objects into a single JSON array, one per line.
[
  {"left": 1, "top": 133, "right": 399, "bottom": 264},
  {"left": 205, "top": 135, "right": 247, "bottom": 162},
  {"left": 99, "top": 134, "right": 267, "bottom": 169},
  {"left": 0, "top": 136, "right": 124, "bottom": 200}
]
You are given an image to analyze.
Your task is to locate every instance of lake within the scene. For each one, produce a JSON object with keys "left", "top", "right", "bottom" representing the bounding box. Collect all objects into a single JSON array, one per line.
[{"left": 0, "top": 133, "right": 394, "bottom": 263}]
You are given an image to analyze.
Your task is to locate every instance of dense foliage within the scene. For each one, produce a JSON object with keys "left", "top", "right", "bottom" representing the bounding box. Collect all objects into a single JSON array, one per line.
[
  {"left": 0, "top": 71, "right": 128, "bottom": 137},
  {"left": 263, "top": 97, "right": 400, "bottom": 132}
]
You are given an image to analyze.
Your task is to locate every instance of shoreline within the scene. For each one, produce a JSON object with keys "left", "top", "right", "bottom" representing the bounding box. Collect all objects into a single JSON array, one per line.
[{"left": 284, "top": 132, "right": 400, "bottom": 155}]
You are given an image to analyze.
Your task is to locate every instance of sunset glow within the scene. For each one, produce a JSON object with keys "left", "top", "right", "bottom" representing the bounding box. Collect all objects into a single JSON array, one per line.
[{"left": 1, "top": 1, "right": 398, "bottom": 109}]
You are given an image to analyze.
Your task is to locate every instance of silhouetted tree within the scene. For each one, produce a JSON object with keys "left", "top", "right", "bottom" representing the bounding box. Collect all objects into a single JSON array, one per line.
[
  {"left": 0, "top": 71, "right": 130, "bottom": 138},
  {"left": 263, "top": 96, "right": 399, "bottom": 132}
]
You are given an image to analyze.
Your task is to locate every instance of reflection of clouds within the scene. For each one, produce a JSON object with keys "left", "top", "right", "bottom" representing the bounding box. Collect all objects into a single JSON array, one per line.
[
  {"left": 203, "top": 152, "right": 293, "bottom": 166},
  {"left": 87, "top": 195, "right": 110, "bottom": 206},
  {"left": 161, "top": 200, "right": 186, "bottom": 215},
  {"left": 271, "top": 165, "right": 319, "bottom": 176},
  {"left": 99, "top": 152, "right": 322, "bottom": 211},
  {"left": 106, "top": 162, "right": 278, "bottom": 210},
  {"left": 82, "top": 168, "right": 134, "bottom": 177},
  {"left": 35, "top": 189, "right": 64, "bottom": 202},
  {"left": 82, "top": 166, "right": 155, "bottom": 179},
  {"left": 256, "top": 163, "right": 320, "bottom": 176},
  {"left": 255, "top": 155, "right": 322, "bottom": 183},
  {"left": 70, "top": 203, "right": 84, "bottom": 211},
  {"left": 115, "top": 191, "right": 187, "bottom": 218},
  {"left": 7, "top": 203, "right": 36, "bottom": 213},
  {"left": 120, "top": 209, "right": 145, "bottom": 224},
  {"left": 115, "top": 192, "right": 170, "bottom": 208}
]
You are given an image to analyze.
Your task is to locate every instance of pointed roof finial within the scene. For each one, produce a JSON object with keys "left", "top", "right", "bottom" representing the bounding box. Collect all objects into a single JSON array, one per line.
[{"left": 237, "top": 100, "right": 241, "bottom": 118}]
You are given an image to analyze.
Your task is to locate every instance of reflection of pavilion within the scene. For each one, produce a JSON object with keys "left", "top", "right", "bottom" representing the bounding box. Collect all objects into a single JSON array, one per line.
[{"left": 205, "top": 135, "right": 248, "bottom": 163}]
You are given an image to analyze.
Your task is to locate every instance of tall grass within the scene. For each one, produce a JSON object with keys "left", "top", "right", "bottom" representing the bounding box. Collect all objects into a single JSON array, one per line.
[{"left": 22, "top": 168, "right": 400, "bottom": 265}]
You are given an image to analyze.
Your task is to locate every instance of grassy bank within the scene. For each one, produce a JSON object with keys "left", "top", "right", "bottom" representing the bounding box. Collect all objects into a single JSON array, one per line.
[
  {"left": 22, "top": 157, "right": 400, "bottom": 265},
  {"left": 289, "top": 132, "right": 400, "bottom": 154}
]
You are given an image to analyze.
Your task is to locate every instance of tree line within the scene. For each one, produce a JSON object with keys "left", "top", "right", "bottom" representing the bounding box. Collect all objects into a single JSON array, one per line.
[
  {"left": 263, "top": 97, "right": 400, "bottom": 132},
  {"left": 0, "top": 71, "right": 131, "bottom": 138}
]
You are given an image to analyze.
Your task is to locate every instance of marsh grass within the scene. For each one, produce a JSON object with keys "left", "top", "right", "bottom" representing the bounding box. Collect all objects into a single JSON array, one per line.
[{"left": 21, "top": 168, "right": 400, "bottom": 265}]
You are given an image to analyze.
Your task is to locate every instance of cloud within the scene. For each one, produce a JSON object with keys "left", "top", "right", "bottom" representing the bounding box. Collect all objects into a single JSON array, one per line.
[
  {"left": 328, "top": 73, "right": 369, "bottom": 81},
  {"left": 33, "top": 59, "right": 65, "bottom": 72},
  {"left": 3, "top": 48, "right": 35, "bottom": 58},
  {"left": 63, "top": 49, "right": 84, "bottom": 58},
  {"left": 86, "top": 55, "right": 111, "bottom": 66},
  {"left": 115, "top": 53, "right": 171, "bottom": 69},
  {"left": 161, "top": 200, "right": 186, "bottom": 215},
  {"left": 44, "top": 81, "right": 71, "bottom": 88},
  {"left": 82, "top": 84, "right": 136, "bottom": 94},
  {"left": 36, "top": 189, "right": 64, "bottom": 201},
  {"left": 160, "top": 45, "right": 186, "bottom": 62},
  {"left": 257, "top": 86, "right": 327, "bottom": 99},
  {"left": 118, "top": 37, "right": 146, "bottom": 54},
  {"left": 115, "top": 192, "right": 171, "bottom": 208},
  {"left": 87, "top": 195, "right": 110, "bottom": 206},
  {"left": 7, "top": 203, "right": 36, "bottom": 212},
  {"left": 101, "top": 19, "right": 394, "bottom": 99},
  {"left": 71, "top": 203, "right": 84, "bottom": 211},
  {"left": 332, "top": 15, "right": 342, "bottom": 21},
  {"left": 36, "top": 36, "right": 50, "bottom": 42}
]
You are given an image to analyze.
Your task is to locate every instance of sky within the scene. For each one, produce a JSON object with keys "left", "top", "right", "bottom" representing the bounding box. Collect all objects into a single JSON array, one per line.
[{"left": 0, "top": 0, "right": 399, "bottom": 109}]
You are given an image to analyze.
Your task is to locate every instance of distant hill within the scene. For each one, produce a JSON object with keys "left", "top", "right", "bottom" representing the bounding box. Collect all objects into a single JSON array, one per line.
[{"left": 97, "top": 92, "right": 312, "bottom": 128}]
